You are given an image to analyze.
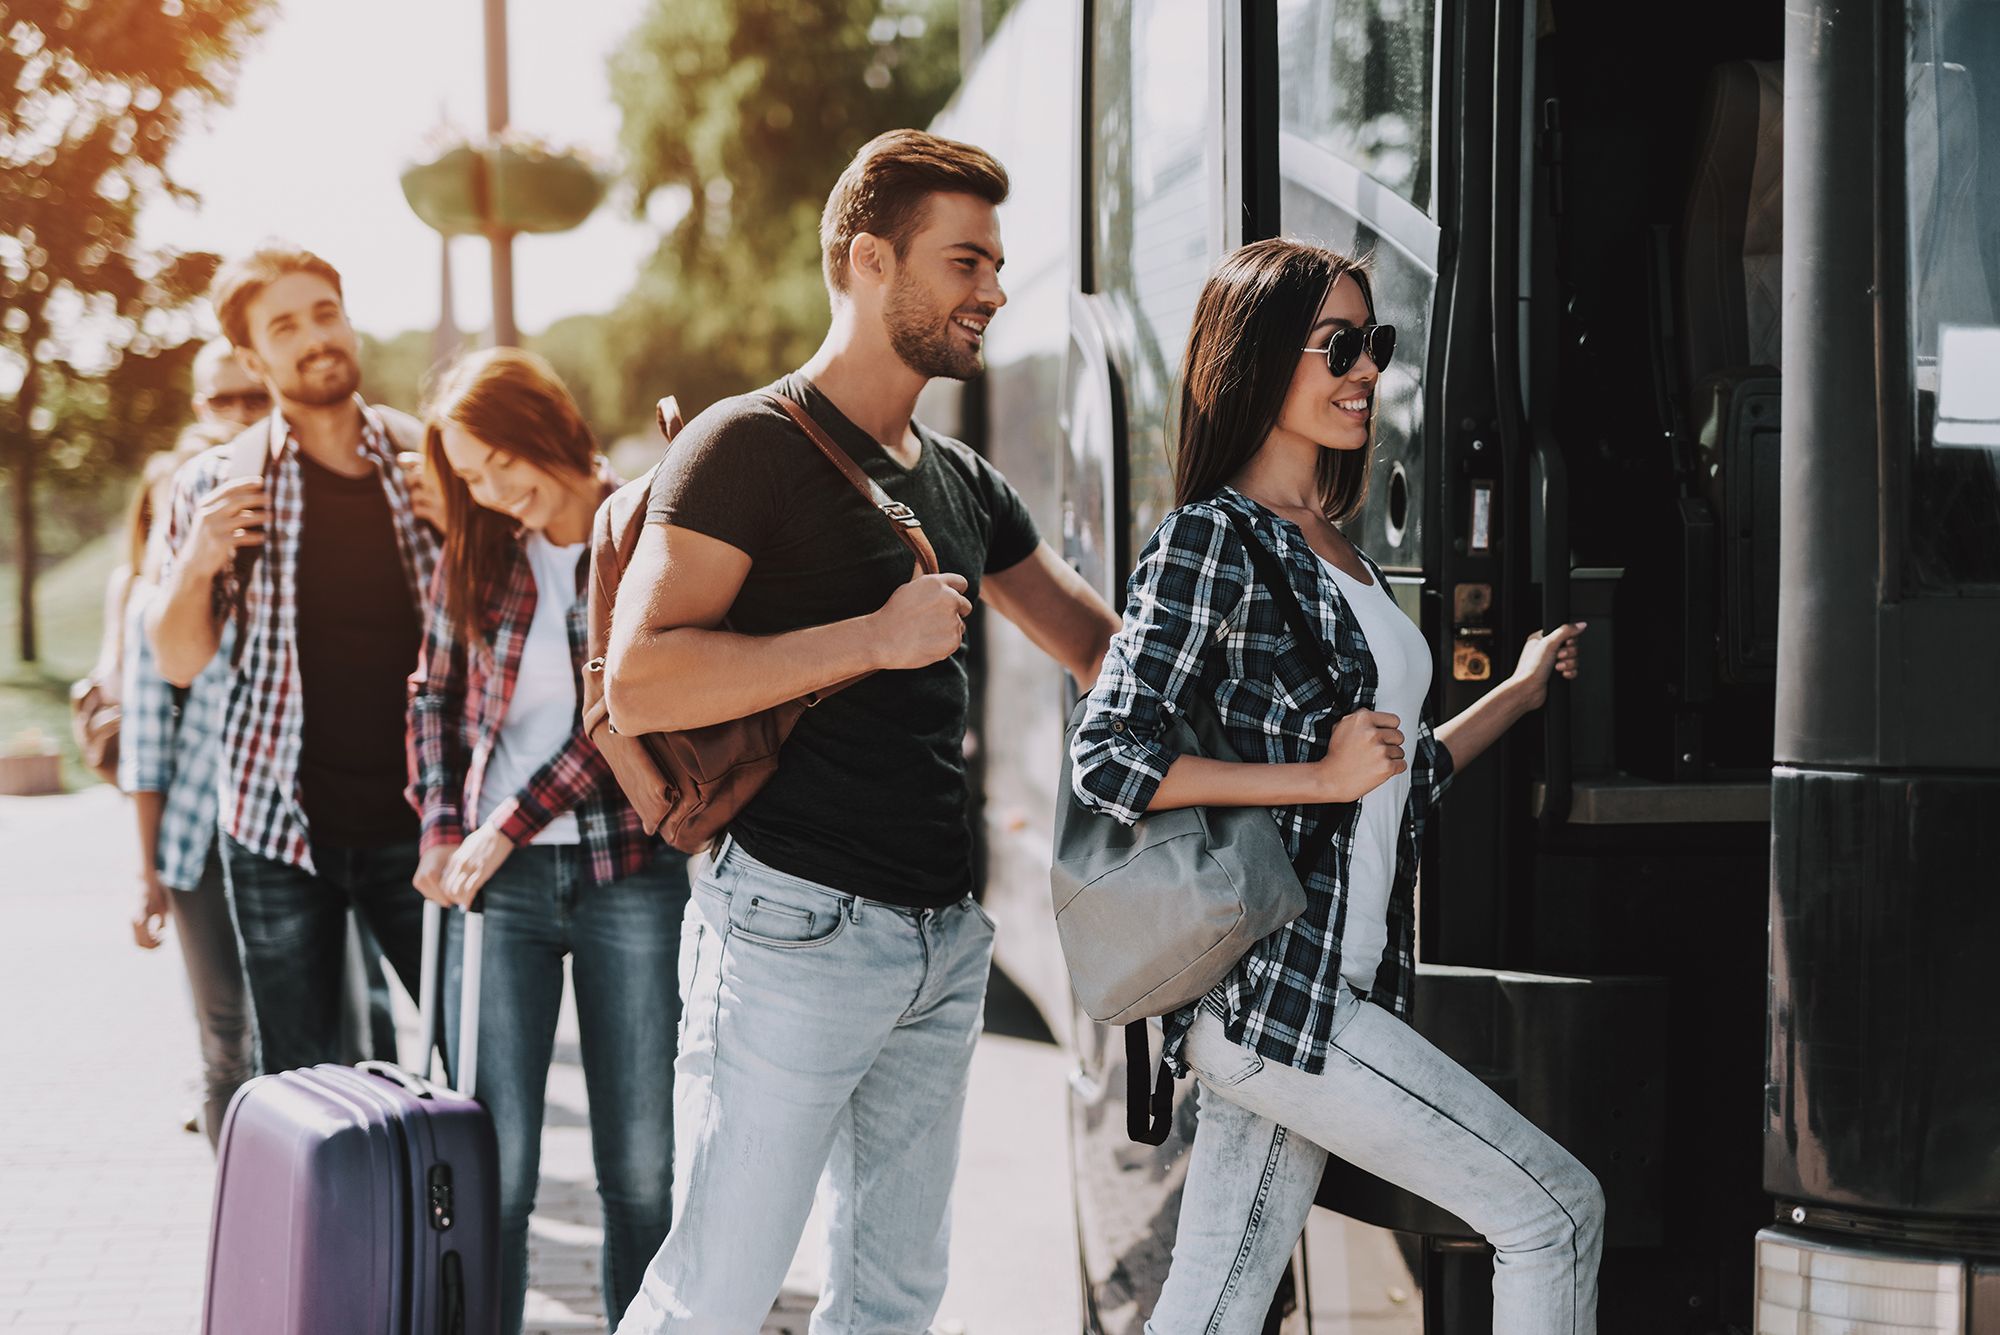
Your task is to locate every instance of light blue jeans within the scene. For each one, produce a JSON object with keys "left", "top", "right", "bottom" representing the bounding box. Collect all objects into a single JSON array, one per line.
[
  {"left": 1150, "top": 995, "right": 1604, "bottom": 1334},
  {"left": 615, "top": 837, "right": 996, "bottom": 1335}
]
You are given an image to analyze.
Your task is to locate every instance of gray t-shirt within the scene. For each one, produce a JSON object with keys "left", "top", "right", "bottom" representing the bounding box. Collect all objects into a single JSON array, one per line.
[{"left": 646, "top": 373, "right": 1039, "bottom": 907}]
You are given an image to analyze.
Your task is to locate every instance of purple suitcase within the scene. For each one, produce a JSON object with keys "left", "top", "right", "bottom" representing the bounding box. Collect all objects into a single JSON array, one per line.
[{"left": 203, "top": 901, "right": 500, "bottom": 1335}]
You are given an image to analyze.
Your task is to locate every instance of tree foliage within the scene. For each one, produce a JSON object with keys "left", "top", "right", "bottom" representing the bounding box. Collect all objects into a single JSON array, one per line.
[
  {"left": 599, "top": 0, "right": 965, "bottom": 420},
  {"left": 0, "top": 0, "right": 270, "bottom": 661}
]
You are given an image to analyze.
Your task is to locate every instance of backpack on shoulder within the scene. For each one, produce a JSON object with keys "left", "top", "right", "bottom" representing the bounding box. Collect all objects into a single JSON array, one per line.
[{"left": 581, "top": 392, "right": 938, "bottom": 854}]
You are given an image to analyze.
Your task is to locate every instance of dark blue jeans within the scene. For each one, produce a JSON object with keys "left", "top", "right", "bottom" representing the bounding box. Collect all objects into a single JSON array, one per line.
[
  {"left": 444, "top": 843, "right": 691, "bottom": 1335},
  {"left": 220, "top": 834, "right": 430, "bottom": 1077}
]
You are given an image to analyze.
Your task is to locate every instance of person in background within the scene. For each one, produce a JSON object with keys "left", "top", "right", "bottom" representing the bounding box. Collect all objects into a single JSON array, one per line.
[
  {"left": 88, "top": 342, "right": 268, "bottom": 1137},
  {"left": 121, "top": 418, "right": 252, "bottom": 1149},
  {"left": 75, "top": 340, "right": 271, "bottom": 783},
  {"left": 189, "top": 336, "right": 272, "bottom": 430},
  {"left": 148, "top": 245, "right": 440, "bottom": 1077},
  {"left": 407, "top": 348, "right": 690, "bottom": 1335}
]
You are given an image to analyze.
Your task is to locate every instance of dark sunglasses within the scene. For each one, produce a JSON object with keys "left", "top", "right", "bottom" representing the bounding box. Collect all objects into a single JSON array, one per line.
[
  {"left": 1302, "top": 323, "right": 1396, "bottom": 378},
  {"left": 207, "top": 391, "right": 273, "bottom": 412}
]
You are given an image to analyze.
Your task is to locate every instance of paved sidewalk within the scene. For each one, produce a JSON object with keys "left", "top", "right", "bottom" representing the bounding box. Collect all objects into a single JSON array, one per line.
[{"left": 0, "top": 788, "right": 1075, "bottom": 1334}]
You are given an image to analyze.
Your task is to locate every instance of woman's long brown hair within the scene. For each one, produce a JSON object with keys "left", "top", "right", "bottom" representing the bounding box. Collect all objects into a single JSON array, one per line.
[
  {"left": 1173, "top": 238, "right": 1376, "bottom": 522},
  {"left": 422, "top": 347, "right": 597, "bottom": 652}
]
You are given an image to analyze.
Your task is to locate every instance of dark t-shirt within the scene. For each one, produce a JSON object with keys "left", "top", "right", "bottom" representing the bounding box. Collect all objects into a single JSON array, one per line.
[
  {"left": 645, "top": 373, "right": 1040, "bottom": 907},
  {"left": 295, "top": 454, "right": 423, "bottom": 847}
]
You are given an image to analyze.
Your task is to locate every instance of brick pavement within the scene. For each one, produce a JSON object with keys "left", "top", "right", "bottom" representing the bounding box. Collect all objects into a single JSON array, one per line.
[{"left": 0, "top": 788, "right": 1075, "bottom": 1334}]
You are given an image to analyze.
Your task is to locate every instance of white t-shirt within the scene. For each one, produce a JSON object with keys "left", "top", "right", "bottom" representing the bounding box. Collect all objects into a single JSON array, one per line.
[
  {"left": 475, "top": 533, "right": 585, "bottom": 845},
  {"left": 1315, "top": 554, "right": 1433, "bottom": 995}
]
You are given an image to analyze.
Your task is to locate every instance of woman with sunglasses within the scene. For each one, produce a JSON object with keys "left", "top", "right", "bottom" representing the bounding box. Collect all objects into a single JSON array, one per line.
[
  {"left": 1071, "top": 238, "right": 1599, "bottom": 1331},
  {"left": 405, "top": 348, "right": 690, "bottom": 1335}
]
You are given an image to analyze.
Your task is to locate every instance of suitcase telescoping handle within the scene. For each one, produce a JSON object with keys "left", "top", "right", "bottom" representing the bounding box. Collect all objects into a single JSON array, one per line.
[{"left": 414, "top": 897, "right": 483, "bottom": 1098}]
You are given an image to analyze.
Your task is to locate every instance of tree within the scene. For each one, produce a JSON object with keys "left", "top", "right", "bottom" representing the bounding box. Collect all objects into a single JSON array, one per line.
[
  {"left": 0, "top": 0, "right": 270, "bottom": 662},
  {"left": 355, "top": 328, "right": 439, "bottom": 420},
  {"left": 603, "top": 0, "right": 965, "bottom": 419}
]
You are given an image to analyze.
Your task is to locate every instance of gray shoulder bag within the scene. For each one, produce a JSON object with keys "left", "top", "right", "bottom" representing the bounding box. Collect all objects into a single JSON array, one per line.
[{"left": 1051, "top": 509, "right": 1353, "bottom": 1144}]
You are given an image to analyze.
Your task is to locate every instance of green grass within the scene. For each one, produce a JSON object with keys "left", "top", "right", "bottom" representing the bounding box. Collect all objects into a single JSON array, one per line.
[{"left": 0, "top": 533, "right": 126, "bottom": 791}]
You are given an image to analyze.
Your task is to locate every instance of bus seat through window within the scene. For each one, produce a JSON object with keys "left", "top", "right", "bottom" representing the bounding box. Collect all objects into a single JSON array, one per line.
[
  {"left": 1670, "top": 60, "right": 1786, "bottom": 692},
  {"left": 1682, "top": 60, "right": 1784, "bottom": 381}
]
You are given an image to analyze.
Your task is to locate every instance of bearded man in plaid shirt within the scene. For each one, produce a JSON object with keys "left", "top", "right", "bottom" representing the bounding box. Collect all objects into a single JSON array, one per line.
[{"left": 149, "top": 244, "right": 445, "bottom": 1075}]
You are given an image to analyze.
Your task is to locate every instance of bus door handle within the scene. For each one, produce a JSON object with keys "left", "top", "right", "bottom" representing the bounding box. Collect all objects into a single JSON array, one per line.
[{"left": 1536, "top": 423, "right": 1572, "bottom": 829}]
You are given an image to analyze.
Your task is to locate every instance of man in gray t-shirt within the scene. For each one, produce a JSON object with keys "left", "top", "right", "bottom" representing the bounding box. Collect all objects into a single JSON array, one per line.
[{"left": 607, "top": 131, "right": 1119, "bottom": 1333}]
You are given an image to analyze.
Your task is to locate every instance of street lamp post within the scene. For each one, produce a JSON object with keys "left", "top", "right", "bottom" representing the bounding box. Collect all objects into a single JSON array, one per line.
[
  {"left": 398, "top": 1, "right": 604, "bottom": 334},
  {"left": 483, "top": 0, "right": 517, "bottom": 348}
]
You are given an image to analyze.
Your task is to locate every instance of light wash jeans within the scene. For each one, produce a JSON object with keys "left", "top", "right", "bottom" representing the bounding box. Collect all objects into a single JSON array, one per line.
[
  {"left": 615, "top": 836, "right": 995, "bottom": 1335},
  {"left": 1150, "top": 995, "right": 1604, "bottom": 1335}
]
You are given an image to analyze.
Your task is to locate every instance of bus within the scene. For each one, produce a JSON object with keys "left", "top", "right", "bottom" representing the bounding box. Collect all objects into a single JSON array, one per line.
[{"left": 924, "top": 0, "right": 2000, "bottom": 1330}]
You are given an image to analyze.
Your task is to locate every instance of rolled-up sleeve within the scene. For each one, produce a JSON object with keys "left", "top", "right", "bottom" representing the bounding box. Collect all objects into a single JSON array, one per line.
[
  {"left": 1070, "top": 505, "right": 1249, "bottom": 826},
  {"left": 1407, "top": 717, "right": 1455, "bottom": 835},
  {"left": 405, "top": 567, "right": 470, "bottom": 853}
]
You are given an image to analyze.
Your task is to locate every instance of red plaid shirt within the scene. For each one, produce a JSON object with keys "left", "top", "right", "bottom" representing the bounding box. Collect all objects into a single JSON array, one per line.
[{"left": 404, "top": 482, "right": 654, "bottom": 887}]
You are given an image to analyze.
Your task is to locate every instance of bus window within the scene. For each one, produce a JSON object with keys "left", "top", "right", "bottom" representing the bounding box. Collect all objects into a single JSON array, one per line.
[
  {"left": 1280, "top": 183, "right": 1436, "bottom": 575},
  {"left": 1906, "top": 0, "right": 2000, "bottom": 588},
  {"left": 1090, "top": 0, "right": 1221, "bottom": 565},
  {"left": 1276, "top": 0, "right": 1442, "bottom": 575},
  {"left": 1275, "top": 0, "right": 1438, "bottom": 215}
]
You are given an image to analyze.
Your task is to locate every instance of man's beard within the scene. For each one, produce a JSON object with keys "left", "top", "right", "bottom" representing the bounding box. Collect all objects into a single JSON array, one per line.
[
  {"left": 280, "top": 349, "right": 361, "bottom": 407},
  {"left": 884, "top": 274, "right": 984, "bottom": 381}
]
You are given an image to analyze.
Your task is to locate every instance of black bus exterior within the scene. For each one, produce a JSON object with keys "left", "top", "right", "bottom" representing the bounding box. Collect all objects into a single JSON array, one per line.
[{"left": 924, "top": 0, "right": 2000, "bottom": 1330}]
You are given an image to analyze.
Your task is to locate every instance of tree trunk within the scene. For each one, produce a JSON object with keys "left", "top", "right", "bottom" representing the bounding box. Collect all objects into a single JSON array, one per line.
[
  {"left": 11, "top": 447, "right": 37, "bottom": 666},
  {"left": 9, "top": 362, "right": 41, "bottom": 666}
]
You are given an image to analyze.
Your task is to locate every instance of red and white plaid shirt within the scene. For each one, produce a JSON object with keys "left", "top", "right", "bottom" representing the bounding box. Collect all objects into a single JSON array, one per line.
[
  {"left": 404, "top": 477, "right": 655, "bottom": 889},
  {"left": 161, "top": 400, "right": 437, "bottom": 873}
]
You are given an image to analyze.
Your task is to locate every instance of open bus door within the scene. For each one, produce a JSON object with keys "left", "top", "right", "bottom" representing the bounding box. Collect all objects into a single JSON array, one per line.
[{"left": 935, "top": 0, "right": 1997, "bottom": 1330}]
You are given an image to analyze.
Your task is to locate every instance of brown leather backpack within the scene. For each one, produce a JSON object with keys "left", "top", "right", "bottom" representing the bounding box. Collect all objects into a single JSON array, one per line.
[{"left": 582, "top": 391, "right": 939, "bottom": 853}]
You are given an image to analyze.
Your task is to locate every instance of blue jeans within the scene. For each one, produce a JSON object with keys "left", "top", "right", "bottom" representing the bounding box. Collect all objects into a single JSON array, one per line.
[
  {"left": 220, "top": 834, "right": 430, "bottom": 1076},
  {"left": 615, "top": 837, "right": 996, "bottom": 1335},
  {"left": 165, "top": 851, "right": 254, "bottom": 1149},
  {"left": 1150, "top": 998, "right": 1604, "bottom": 1334},
  {"left": 444, "top": 843, "right": 692, "bottom": 1335}
]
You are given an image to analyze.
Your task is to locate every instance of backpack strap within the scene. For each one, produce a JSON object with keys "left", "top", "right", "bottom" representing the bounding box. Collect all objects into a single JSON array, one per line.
[
  {"left": 762, "top": 391, "right": 940, "bottom": 577},
  {"left": 1220, "top": 509, "right": 1356, "bottom": 880},
  {"left": 1125, "top": 1021, "right": 1177, "bottom": 1145}
]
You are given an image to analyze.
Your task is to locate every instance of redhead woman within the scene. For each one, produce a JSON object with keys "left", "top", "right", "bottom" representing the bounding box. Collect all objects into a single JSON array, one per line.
[
  {"left": 406, "top": 348, "right": 689, "bottom": 1335},
  {"left": 1071, "top": 238, "right": 1600, "bottom": 1332}
]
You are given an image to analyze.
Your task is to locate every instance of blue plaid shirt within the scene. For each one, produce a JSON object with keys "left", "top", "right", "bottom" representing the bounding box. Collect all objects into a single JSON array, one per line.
[
  {"left": 1070, "top": 487, "right": 1454, "bottom": 1076},
  {"left": 119, "top": 585, "right": 233, "bottom": 892}
]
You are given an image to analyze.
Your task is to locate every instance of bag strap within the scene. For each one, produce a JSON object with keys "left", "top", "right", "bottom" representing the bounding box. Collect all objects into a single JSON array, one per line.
[
  {"left": 1219, "top": 509, "right": 1355, "bottom": 880},
  {"left": 763, "top": 391, "right": 940, "bottom": 576},
  {"left": 1125, "top": 1020, "right": 1175, "bottom": 1145}
]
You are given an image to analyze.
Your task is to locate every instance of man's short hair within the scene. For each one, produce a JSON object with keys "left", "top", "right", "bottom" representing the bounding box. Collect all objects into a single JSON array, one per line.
[
  {"left": 210, "top": 244, "right": 344, "bottom": 350},
  {"left": 819, "top": 130, "right": 1010, "bottom": 295}
]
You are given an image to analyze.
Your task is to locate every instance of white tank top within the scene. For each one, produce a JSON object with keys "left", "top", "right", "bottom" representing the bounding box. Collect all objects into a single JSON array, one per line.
[
  {"left": 476, "top": 534, "right": 584, "bottom": 845},
  {"left": 1314, "top": 554, "right": 1432, "bottom": 995}
]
